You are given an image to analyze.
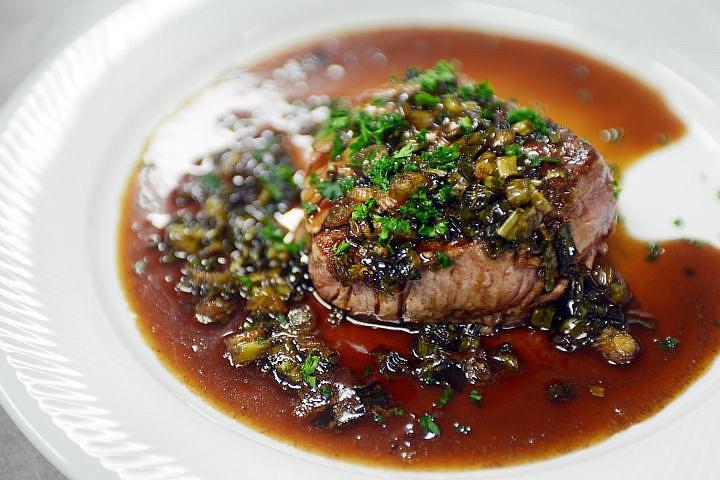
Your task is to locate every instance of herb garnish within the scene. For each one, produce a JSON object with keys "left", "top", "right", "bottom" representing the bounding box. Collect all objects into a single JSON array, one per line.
[
  {"left": 351, "top": 198, "right": 377, "bottom": 221},
  {"left": 436, "top": 252, "right": 454, "bottom": 269},
  {"left": 301, "top": 355, "right": 320, "bottom": 388},
  {"left": 419, "top": 413, "right": 441, "bottom": 437},
  {"left": 656, "top": 336, "right": 679, "bottom": 351},
  {"left": 645, "top": 241, "right": 664, "bottom": 262},
  {"left": 437, "top": 387, "right": 454, "bottom": 407},
  {"left": 506, "top": 107, "right": 551, "bottom": 136}
]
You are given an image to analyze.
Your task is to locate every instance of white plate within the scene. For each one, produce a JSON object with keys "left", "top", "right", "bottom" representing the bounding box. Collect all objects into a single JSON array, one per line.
[{"left": 1, "top": 0, "right": 720, "bottom": 479}]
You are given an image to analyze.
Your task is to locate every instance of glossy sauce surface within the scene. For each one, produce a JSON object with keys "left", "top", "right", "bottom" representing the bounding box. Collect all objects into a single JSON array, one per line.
[{"left": 119, "top": 29, "right": 720, "bottom": 469}]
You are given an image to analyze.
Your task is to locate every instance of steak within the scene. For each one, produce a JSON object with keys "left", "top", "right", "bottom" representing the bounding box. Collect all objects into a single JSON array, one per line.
[{"left": 301, "top": 62, "right": 617, "bottom": 328}]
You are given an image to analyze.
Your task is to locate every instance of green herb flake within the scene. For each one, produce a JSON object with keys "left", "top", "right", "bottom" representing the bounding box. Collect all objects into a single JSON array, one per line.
[
  {"left": 437, "top": 387, "right": 454, "bottom": 407},
  {"left": 259, "top": 221, "right": 285, "bottom": 243},
  {"left": 504, "top": 143, "right": 521, "bottom": 156},
  {"left": 507, "top": 107, "right": 551, "bottom": 136},
  {"left": 321, "top": 385, "right": 333, "bottom": 399},
  {"left": 235, "top": 274, "right": 253, "bottom": 287},
  {"left": 398, "top": 190, "right": 439, "bottom": 224},
  {"left": 528, "top": 155, "right": 561, "bottom": 168},
  {"left": 408, "top": 60, "right": 457, "bottom": 92},
  {"left": 433, "top": 183, "right": 455, "bottom": 202},
  {"left": 418, "top": 221, "right": 448, "bottom": 238},
  {"left": 372, "top": 412, "right": 385, "bottom": 425},
  {"left": 419, "top": 413, "right": 441, "bottom": 437},
  {"left": 424, "top": 145, "right": 461, "bottom": 171},
  {"left": 314, "top": 176, "right": 355, "bottom": 201},
  {"left": 417, "top": 128, "right": 428, "bottom": 144},
  {"left": 656, "top": 336, "right": 679, "bottom": 351},
  {"left": 302, "top": 201, "right": 318, "bottom": 215},
  {"left": 348, "top": 111, "right": 408, "bottom": 153},
  {"left": 469, "top": 390, "right": 482, "bottom": 403},
  {"left": 392, "top": 407, "right": 405, "bottom": 416},
  {"left": 393, "top": 143, "right": 415, "bottom": 160},
  {"left": 301, "top": 355, "right": 320, "bottom": 388},
  {"left": 673, "top": 218, "right": 684, "bottom": 227},
  {"left": 373, "top": 215, "right": 411, "bottom": 242},
  {"left": 436, "top": 252, "right": 455, "bottom": 269},
  {"left": 458, "top": 80, "right": 495, "bottom": 101},
  {"left": 645, "top": 241, "right": 665, "bottom": 262},
  {"left": 460, "top": 116, "right": 473, "bottom": 132},
  {"left": 368, "top": 154, "right": 403, "bottom": 191},
  {"left": 352, "top": 198, "right": 377, "bottom": 221},
  {"left": 333, "top": 240, "right": 351, "bottom": 255},
  {"left": 414, "top": 91, "right": 442, "bottom": 107}
]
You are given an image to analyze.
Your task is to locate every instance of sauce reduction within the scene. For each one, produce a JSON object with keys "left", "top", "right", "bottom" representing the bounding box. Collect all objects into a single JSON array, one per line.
[{"left": 119, "top": 28, "right": 720, "bottom": 469}]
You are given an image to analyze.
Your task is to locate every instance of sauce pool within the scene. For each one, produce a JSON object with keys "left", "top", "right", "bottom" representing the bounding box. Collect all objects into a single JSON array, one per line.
[{"left": 119, "top": 28, "right": 720, "bottom": 469}]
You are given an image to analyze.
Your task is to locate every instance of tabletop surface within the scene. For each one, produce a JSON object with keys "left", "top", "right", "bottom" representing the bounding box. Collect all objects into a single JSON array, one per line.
[{"left": 0, "top": 4, "right": 125, "bottom": 479}]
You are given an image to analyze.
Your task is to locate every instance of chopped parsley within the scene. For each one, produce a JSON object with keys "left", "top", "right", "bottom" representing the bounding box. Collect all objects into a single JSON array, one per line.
[
  {"left": 433, "top": 183, "right": 455, "bottom": 202},
  {"left": 436, "top": 252, "right": 455, "bottom": 268},
  {"left": 423, "top": 145, "right": 460, "bottom": 171},
  {"left": 507, "top": 107, "right": 550, "bottom": 136},
  {"left": 469, "top": 390, "right": 483, "bottom": 403},
  {"left": 645, "top": 241, "right": 664, "bottom": 262},
  {"left": 351, "top": 198, "right": 377, "bottom": 221},
  {"left": 398, "top": 190, "right": 439, "bottom": 224},
  {"left": 310, "top": 172, "right": 355, "bottom": 201},
  {"left": 414, "top": 91, "right": 442, "bottom": 107},
  {"left": 504, "top": 143, "right": 521, "bottom": 156},
  {"left": 373, "top": 215, "right": 411, "bottom": 242},
  {"left": 301, "top": 201, "right": 318, "bottom": 215},
  {"left": 673, "top": 218, "right": 684, "bottom": 227},
  {"left": 419, "top": 413, "right": 441, "bottom": 437},
  {"left": 259, "top": 221, "right": 285, "bottom": 243},
  {"left": 417, "top": 128, "right": 428, "bottom": 144},
  {"left": 437, "top": 387, "right": 454, "bottom": 406},
  {"left": 656, "top": 336, "right": 679, "bottom": 351},
  {"left": 407, "top": 60, "right": 457, "bottom": 92},
  {"left": 320, "top": 385, "right": 333, "bottom": 399},
  {"left": 418, "top": 221, "right": 448, "bottom": 238},
  {"left": 300, "top": 355, "right": 320, "bottom": 388},
  {"left": 372, "top": 412, "right": 385, "bottom": 425},
  {"left": 457, "top": 79, "right": 494, "bottom": 101},
  {"left": 528, "top": 155, "right": 561, "bottom": 168}
]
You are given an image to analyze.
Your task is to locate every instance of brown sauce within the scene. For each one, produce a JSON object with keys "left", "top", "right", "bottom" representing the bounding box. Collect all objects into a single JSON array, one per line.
[{"left": 118, "top": 28, "right": 720, "bottom": 469}]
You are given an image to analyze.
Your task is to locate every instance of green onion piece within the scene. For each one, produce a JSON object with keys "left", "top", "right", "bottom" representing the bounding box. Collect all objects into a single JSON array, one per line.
[{"left": 496, "top": 155, "right": 518, "bottom": 179}]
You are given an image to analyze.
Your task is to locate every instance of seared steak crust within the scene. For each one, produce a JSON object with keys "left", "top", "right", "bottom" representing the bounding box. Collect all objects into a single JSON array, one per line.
[{"left": 303, "top": 63, "right": 617, "bottom": 327}]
